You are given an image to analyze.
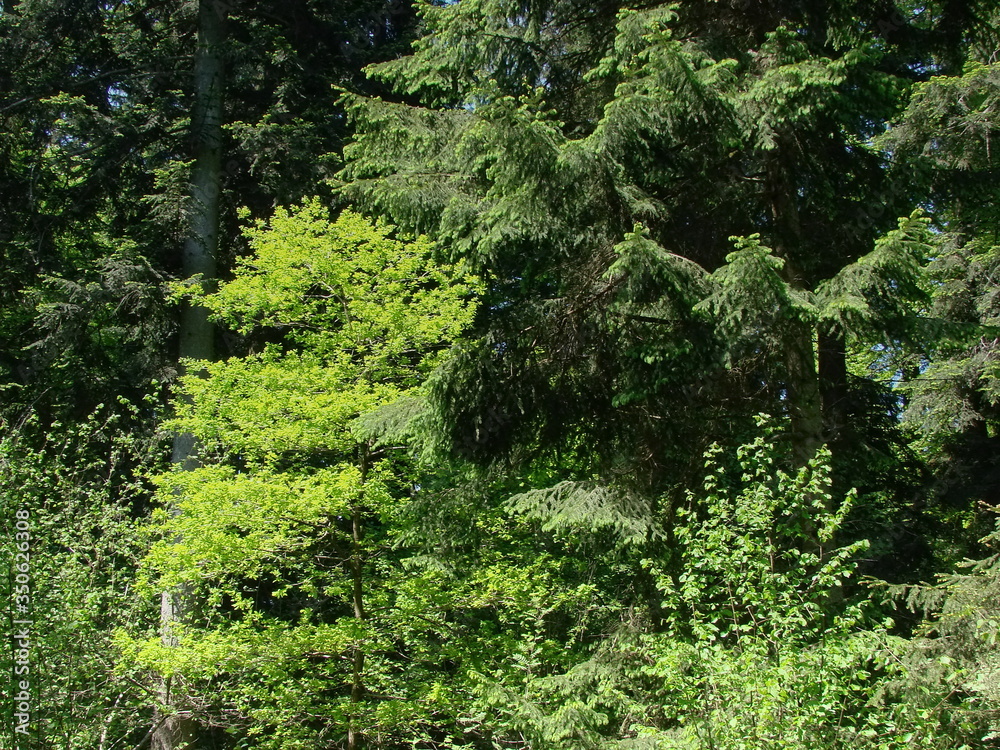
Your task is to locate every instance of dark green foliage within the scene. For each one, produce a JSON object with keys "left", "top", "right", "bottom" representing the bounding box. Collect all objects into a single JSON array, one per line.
[
  {"left": 890, "top": 514, "right": 1000, "bottom": 744},
  {"left": 0, "top": 0, "right": 420, "bottom": 425},
  {"left": 881, "top": 62, "right": 1000, "bottom": 561},
  {"left": 338, "top": 0, "right": 930, "bottom": 487}
]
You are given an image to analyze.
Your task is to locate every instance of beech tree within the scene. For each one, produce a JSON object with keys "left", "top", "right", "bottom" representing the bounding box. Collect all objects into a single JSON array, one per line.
[{"left": 124, "top": 201, "right": 480, "bottom": 748}]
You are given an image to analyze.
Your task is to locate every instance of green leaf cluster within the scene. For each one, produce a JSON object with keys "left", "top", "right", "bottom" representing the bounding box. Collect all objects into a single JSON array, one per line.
[{"left": 125, "top": 201, "right": 483, "bottom": 747}]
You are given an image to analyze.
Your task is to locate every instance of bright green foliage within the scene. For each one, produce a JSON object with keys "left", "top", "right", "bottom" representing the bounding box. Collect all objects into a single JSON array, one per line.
[
  {"left": 166, "top": 353, "right": 388, "bottom": 463},
  {"left": 661, "top": 433, "right": 867, "bottom": 644},
  {"left": 124, "top": 202, "right": 481, "bottom": 747},
  {"left": 146, "top": 464, "right": 368, "bottom": 593},
  {"left": 476, "top": 427, "right": 961, "bottom": 749},
  {"left": 644, "top": 432, "right": 887, "bottom": 749},
  {"left": 165, "top": 200, "right": 480, "bottom": 468},
  {"left": 0, "top": 405, "right": 161, "bottom": 749},
  {"left": 208, "top": 203, "right": 478, "bottom": 384}
]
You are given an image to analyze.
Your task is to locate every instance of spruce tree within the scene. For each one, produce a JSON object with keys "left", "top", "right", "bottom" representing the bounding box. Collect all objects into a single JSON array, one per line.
[{"left": 337, "top": 0, "right": 947, "bottom": 552}]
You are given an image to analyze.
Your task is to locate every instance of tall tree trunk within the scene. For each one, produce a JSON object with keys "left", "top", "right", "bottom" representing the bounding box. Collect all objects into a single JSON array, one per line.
[
  {"left": 152, "top": 2, "right": 225, "bottom": 749},
  {"left": 784, "top": 325, "right": 824, "bottom": 466},
  {"left": 766, "top": 150, "right": 825, "bottom": 466},
  {"left": 176, "top": 0, "right": 224, "bottom": 367}
]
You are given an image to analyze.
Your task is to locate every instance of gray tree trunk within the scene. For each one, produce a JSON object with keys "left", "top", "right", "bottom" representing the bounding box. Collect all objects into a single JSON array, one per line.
[{"left": 152, "top": 1, "right": 225, "bottom": 748}]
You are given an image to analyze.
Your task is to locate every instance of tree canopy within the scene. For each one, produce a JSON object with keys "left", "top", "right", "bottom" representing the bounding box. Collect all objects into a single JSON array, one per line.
[{"left": 2, "top": 1, "right": 1000, "bottom": 748}]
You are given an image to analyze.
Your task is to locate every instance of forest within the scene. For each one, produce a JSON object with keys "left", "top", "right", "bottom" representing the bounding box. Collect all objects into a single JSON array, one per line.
[{"left": 1, "top": 0, "right": 999, "bottom": 748}]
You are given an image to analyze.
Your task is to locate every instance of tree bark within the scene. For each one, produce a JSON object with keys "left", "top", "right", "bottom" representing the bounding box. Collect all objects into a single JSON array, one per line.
[
  {"left": 785, "top": 325, "right": 824, "bottom": 466},
  {"left": 766, "top": 150, "right": 825, "bottom": 466},
  {"left": 176, "top": 0, "right": 224, "bottom": 366},
  {"left": 152, "top": 2, "right": 225, "bottom": 748}
]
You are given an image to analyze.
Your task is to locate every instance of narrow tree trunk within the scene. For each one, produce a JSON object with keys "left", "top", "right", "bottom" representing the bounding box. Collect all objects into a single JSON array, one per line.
[{"left": 152, "top": 2, "right": 225, "bottom": 748}]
